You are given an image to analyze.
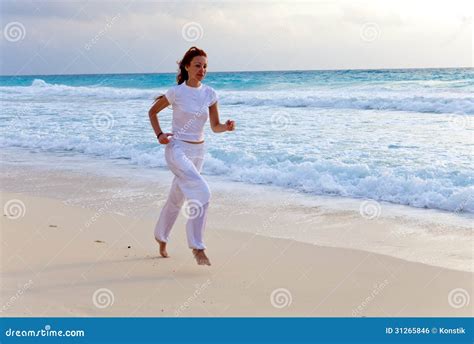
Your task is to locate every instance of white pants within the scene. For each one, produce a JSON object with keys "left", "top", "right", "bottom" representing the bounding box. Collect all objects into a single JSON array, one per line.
[{"left": 154, "top": 138, "right": 211, "bottom": 250}]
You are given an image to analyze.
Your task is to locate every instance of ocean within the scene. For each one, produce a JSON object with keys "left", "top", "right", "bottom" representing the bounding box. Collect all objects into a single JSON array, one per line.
[{"left": 1, "top": 68, "right": 473, "bottom": 214}]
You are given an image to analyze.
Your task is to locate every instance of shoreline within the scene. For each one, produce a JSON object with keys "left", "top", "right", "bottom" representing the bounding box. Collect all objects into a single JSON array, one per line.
[
  {"left": 1, "top": 148, "right": 473, "bottom": 273},
  {"left": 1, "top": 191, "right": 472, "bottom": 317}
]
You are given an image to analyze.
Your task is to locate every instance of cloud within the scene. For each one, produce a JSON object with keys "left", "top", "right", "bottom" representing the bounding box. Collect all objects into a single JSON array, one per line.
[{"left": 0, "top": 0, "right": 472, "bottom": 75}]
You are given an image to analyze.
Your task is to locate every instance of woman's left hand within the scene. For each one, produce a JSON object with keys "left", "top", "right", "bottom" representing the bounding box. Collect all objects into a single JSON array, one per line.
[{"left": 225, "top": 120, "right": 236, "bottom": 131}]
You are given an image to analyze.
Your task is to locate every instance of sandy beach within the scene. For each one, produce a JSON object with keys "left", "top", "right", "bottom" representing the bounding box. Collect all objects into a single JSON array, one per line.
[
  {"left": 1, "top": 4, "right": 473, "bottom": 344},
  {"left": 1, "top": 160, "right": 472, "bottom": 317}
]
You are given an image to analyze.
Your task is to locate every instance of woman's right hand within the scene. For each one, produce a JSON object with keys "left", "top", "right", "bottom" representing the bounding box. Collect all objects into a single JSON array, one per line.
[{"left": 158, "top": 133, "right": 173, "bottom": 144}]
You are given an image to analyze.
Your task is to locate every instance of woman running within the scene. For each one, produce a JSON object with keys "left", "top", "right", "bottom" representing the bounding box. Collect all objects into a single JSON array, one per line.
[{"left": 148, "top": 46, "right": 235, "bottom": 266}]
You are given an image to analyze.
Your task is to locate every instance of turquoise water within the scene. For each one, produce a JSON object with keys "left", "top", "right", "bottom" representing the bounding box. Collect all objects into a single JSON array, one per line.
[{"left": 1, "top": 68, "right": 473, "bottom": 213}]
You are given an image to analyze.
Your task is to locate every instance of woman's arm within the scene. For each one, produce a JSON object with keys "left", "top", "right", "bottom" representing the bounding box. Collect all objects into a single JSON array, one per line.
[
  {"left": 149, "top": 96, "right": 173, "bottom": 144},
  {"left": 209, "top": 102, "right": 235, "bottom": 133}
]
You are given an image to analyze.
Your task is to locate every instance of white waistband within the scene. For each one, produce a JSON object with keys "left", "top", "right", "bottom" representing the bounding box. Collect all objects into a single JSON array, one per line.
[{"left": 172, "top": 138, "right": 204, "bottom": 145}]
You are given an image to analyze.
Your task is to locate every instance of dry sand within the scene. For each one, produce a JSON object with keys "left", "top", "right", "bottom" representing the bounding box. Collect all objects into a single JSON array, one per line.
[{"left": 1, "top": 191, "right": 472, "bottom": 317}]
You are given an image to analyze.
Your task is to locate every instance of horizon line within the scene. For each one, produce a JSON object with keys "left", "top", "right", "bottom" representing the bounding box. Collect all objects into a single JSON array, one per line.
[{"left": 0, "top": 65, "right": 472, "bottom": 78}]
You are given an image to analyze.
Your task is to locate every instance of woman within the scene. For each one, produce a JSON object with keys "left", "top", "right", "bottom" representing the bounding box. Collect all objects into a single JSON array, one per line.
[{"left": 148, "top": 47, "right": 235, "bottom": 266}]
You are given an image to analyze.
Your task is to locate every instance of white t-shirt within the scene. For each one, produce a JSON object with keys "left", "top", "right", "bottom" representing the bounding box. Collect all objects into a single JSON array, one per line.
[{"left": 165, "top": 82, "right": 218, "bottom": 142}]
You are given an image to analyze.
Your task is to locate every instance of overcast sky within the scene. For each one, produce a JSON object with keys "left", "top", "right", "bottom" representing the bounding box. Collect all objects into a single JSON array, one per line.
[{"left": 0, "top": 0, "right": 472, "bottom": 75}]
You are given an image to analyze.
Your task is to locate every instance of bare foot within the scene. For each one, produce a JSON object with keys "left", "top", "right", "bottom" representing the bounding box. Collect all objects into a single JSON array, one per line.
[
  {"left": 155, "top": 238, "right": 169, "bottom": 258},
  {"left": 192, "top": 249, "right": 211, "bottom": 266}
]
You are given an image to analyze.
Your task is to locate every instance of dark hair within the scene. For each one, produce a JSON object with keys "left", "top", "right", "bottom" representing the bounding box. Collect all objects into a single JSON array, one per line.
[
  {"left": 154, "top": 46, "right": 207, "bottom": 102},
  {"left": 176, "top": 46, "right": 207, "bottom": 84}
]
